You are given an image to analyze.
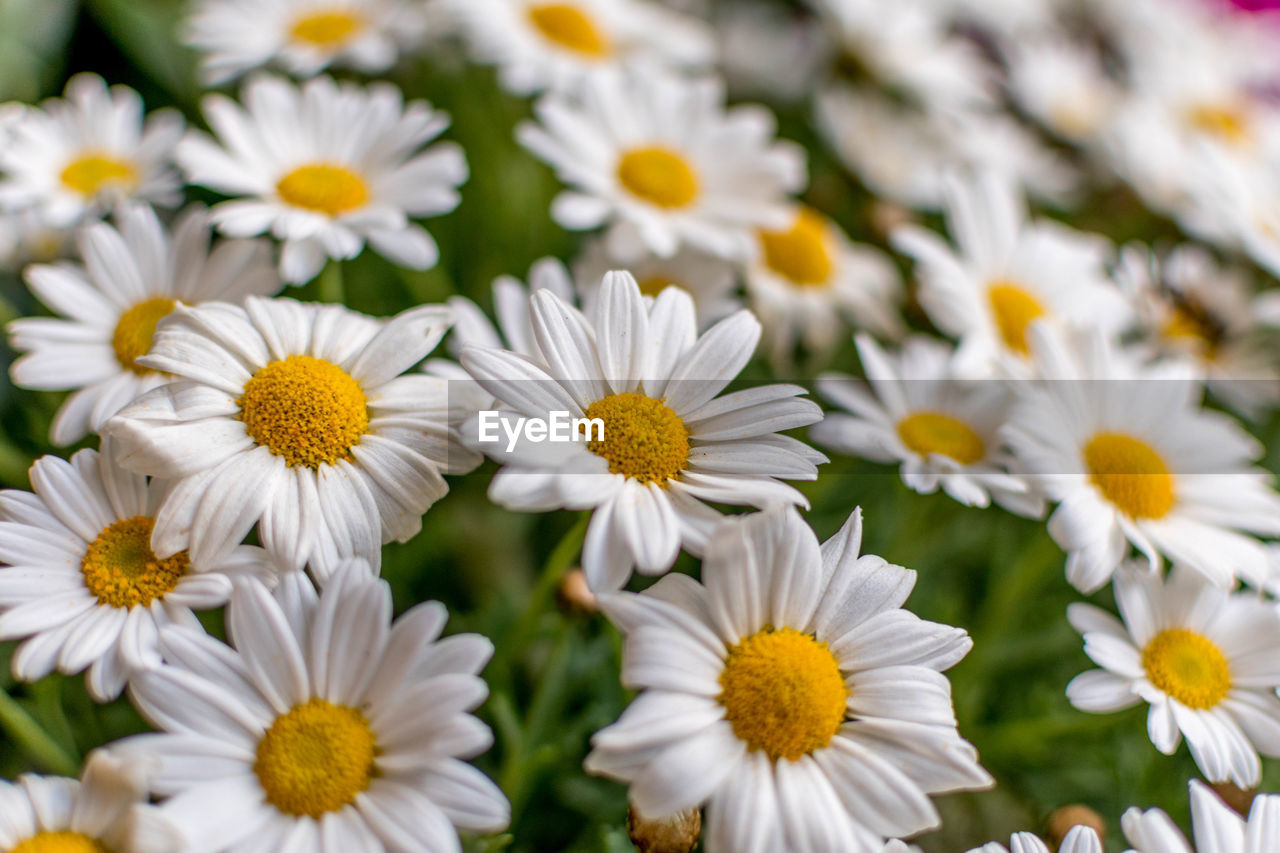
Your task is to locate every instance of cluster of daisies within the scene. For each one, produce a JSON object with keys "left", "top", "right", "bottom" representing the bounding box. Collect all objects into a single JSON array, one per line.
[{"left": 0, "top": 0, "right": 1279, "bottom": 850}]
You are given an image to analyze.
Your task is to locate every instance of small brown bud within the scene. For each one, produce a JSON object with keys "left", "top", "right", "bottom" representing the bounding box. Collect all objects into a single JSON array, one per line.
[
  {"left": 626, "top": 805, "right": 701, "bottom": 853},
  {"left": 1046, "top": 804, "right": 1106, "bottom": 848},
  {"left": 868, "top": 201, "right": 916, "bottom": 241},
  {"left": 1210, "top": 782, "right": 1257, "bottom": 816},
  {"left": 556, "top": 569, "right": 598, "bottom": 615}
]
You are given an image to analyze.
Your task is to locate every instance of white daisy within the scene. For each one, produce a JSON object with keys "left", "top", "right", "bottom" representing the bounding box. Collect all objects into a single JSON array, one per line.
[
  {"left": 1002, "top": 35, "right": 1119, "bottom": 145},
  {"left": 711, "top": 0, "right": 831, "bottom": 104},
  {"left": 8, "top": 203, "right": 281, "bottom": 446},
  {"left": 443, "top": 257, "right": 577, "bottom": 360},
  {"left": 812, "top": 334, "right": 1043, "bottom": 516},
  {"left": 891, "top": 170, "right": 1129, "bottom": 377},
  {"left": 1123, "top": 779, "right": 1280, "bottom": 852},
  {"left": 460, "top": 270, "right": 825, "bottom": 591},
  {"left": 966, "top": 827, "right": 1102, "bottom": 853},
  {"left": 0, "top": 442, "right": 273, "bottom": 702},
  {"left": 119, "top": 561, "right": 510, "bottom": 853},
  {"left": 516, "top": 63, "right": 806, "bottom": 261},
  {"left": 1066, "top": 564, "right": 1280, "bottom": 787},
  {"left": 104, "top": 295, "right": 480, "bottom": 581},
  {"left": 1001, "top": 324, "right": 1280, "bottom": 593},
  {"left": 0, "top": 208, "right": 72, "bottom": 273},
  {"left": 177, "top": 74, "right": 466, "bottom": 284},
  {"left": 443, "top": 0, "right": 715, "bottom": 96},
  {"left": 585, "top": 506, "right": 992, "bottom": 851},
  {"left": 1184, "top": 145, "right": 1280, "bottom": 283},
  {"left": 0, "top": 73, "right": 183, "bottom": 228},
  {"left": 183, "top": 0, "right": 429, "bottom": 85}
]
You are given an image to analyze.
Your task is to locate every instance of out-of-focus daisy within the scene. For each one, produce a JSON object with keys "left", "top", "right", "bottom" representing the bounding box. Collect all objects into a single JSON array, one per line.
[
  {"left": 1066, "top": 564, "right": 1280, "bottom": 786},
  {"left": 0, "top": 208, "right": 72, "bottom": 272},
  {"left": 1003, "top": 324, "right": 1280, "bottom": 593},
  {"left": 744, "top": 204, "right": 902, "bottom": 366},
  {"left": 712, "top": 0, "right": 831, "bottom": 103},
  {"left": 0, "top": 73, "right": 183, "bottom": 227},
  {"left": 813, "top": 335, "right": 1043, "bottom": 516},
  {"left": 517, "top": 64, "right": 806, "bottom": 260},
  {"left": 586, "top": 506, "right": 992, "bottom": 850},
  {"left": 177, "top": 74, "right": 466, "bottom": 284},
  {"left": 8, "top": 203, "right": 280, "bottom": 446},
  {"left": 121, "top": 562, "right": 510, "bottom": 853},
  {"left": 965, "top": 827, "right": 1102, "bottom": 853},
  {"left": 0, "top": 443, "right": 273, "bottom": 701},
  {"left": 1002, "top": 36, "right": 1118, "bottom": 144},
  {"left": 184, "top": 0, "right": 428, "bottom": 85},
  {"left": 461, "top": 271, "right": 825, "bottom": 591},
  {"left": 892, "top": 171, "right": 1127, "bottom": 377},
  {"left": 105, "top": 296, "right": 480, "bottom": 581},
  {"left": 445, "top": 257, "right": 577, "bottom": 359},
  {"left": 1186, "top": 146, "right": 1280, "bottom": 282},
  {"left": 443, "top": 0, "right": 715, "bottom": 95},
  {"left": 1123, "top": 779, "right": 1280, "bottom": 852}
]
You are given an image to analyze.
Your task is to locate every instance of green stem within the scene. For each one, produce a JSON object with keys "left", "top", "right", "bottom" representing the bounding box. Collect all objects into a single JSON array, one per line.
[
  {"left": 500, "top": 512, "right": 590, "bottom": 665},
  {"left": 0, "top": 688, "right": 79, "bottom": 776},
  {"left": 317, "top": 260, "right": 345, "bottom": 304}
]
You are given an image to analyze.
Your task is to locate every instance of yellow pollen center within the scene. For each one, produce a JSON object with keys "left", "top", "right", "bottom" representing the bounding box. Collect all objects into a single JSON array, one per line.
[
  {"left": 238, "top": 355, "right": 369, "bottom": 468},
  {"left": 59, "top": 153, "right": 138, "bottom": 197},
  {"left": 255, "top": 698, "right": 377, "bottom": 818},
  {"left": 112, "top": 297, "right": 177, "bottom": 374},
  {"left": 290, "top": 9, "right": 364, "bottom": 46},
  {"left": 1142, "top": 628, "right": 1231, "bottom": 710},
  {"left": 276, "top": 163, "right": 369, "bottom": 216},
  {"left": 637, "top": 276, "right": 677, "bottom": 298},
  {"left": 896, "top": 411, "right": 985, "bottom": 464},
  {"left": 1162, "top": 300, "right": 1223, "bottom": 358},
  {"left": 1187, "top": 103, "right": 1252, "bottom": 147},
  {"left": 987, "top": 281, "right": 1047, "bottom": 355},
  {"left": 617, "top": 147, "right": 699, "bottom": 209},
  {"left": 1083, "top": 432, "right": 1175, "bottom": 519},
  {"left": 584, "top": 393, "right": 689, "bottom": 485},
  {"left": 527, "top": 3, "right": 611, "bottom": 56},
  {"left": 11, "top": 832, "right": 111, "bottom": 853},
  {"left": 81, "top": 516, "right": 187, "bottom": 609},
  {"left": 719, "top": 627, "right": 849, "bottom": 761},
  {"left": 759, "top": 208, "right": 835, "bottom": 287}
]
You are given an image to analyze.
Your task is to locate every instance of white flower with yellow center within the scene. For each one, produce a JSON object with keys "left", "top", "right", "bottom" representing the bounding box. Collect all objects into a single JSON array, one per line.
[
  {"left": 966, "top": 827, "right": 1101, "bottom": 853},
  {"left": 1001, "top": 324, "right": 1280, "bottom": 593},
  {"left": 119, "top": 562, "right": 509, "bottom": 853},
  {"left": 1066, "top": 564, "right": 1280, "bottom": 787},
  {"left": 892, "top": 170, "right": 1129, "bottom": 377},
  {"left": 8, "top": 203, "right": 281, "bottom": 446},
  {"left": 0, "top": 443, "right": 273, "bottom": 702},
  {"left": 517, "top": 64, "right": 806, "bottom": 260},
  {"left": 1003, "top": 35, "right": 1118, "bottom": 145},
  {"left": 1123, "top": 779, "right": 1280, "bottom": 853},
  {"left": 744, "top": 204, "right": 903, "bottom": 367},
  {"left": 0, "top": 73, "right": 183, "bottom": 228},
  {"left": 812, "top": 335, "right": 1043, "bottom": 516},
  {"left": 585, "top": 506, "right": 992, "bottom": 851},
  {"left": 460, "top": 271, "right": 825, "bottom": 591},
  {"left": 443, "top": 0, "right": 715, "bottom": 95},
  {"left": 177, "top": 74, "right": 466, "bottom": 284},
  {"left": 104, "top": 296, "right": 480, "bottom": 581},
  {"left": 184, "top": 0, "right": 428, "bottom": 85}
]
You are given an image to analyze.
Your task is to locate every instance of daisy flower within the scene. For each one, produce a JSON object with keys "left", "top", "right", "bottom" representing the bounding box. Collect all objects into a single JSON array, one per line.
[
  {"left": 8, "top": 203, "right": 281, "bottom": 446},
  {"left": 516, "top": 63, "right": 806, "bottom": 261},
  {"left": 1123, "top": 780, "right": 1280, "bottom": 852},
  {"left": 1002, "top": 35, "right": 1119, "bottom": 145},
  {"left": 744, "top": 204, "right": 903, "bottom": 367},
  {"left": 812, "top": 335, "right": 1043, "bottom": 516},
  {"left": 0, "top": 442, "right": 273, "bottom": 701},
  {"left": 177, "top": 74, "right": 466, "bottom": 284},
  {"left": 0, "top": 208, "right": 72, "bottom": 272},
  {"left": 585, "top": 506, "right": 992, "bottom": 851},
  {"left": 444, "top": 257, "right": 577, "bottom": 360},
  {"left": 966, "top": 827, "right": 1102, "bottom": 853},
  {"left": 105, "top": 296, "right": 480, "bottom": 581},
  {"left": 891, "top": 170, "right": 1128, "bottom": 377},
  {"left": 460, "top": 270, "right": 825, "bottom": 591},
  {"left": 120, "top": 562, "right": 510, "bottom": 853},
  {"left": 183, "top": 0, "right": 429, "bottom": 85},
  {"left": 443, "top": 0, "right": 715, "bottom": 96},
  {"left": 0, "top": 73, "right": 183, "bottom": 228},
  {"left": 1002, "top": 324, "right": 1280, "bottom": 593},
  {"left": 1185, "top": 144, "right": 1280, "bottom": 282},
  {"left": 1066, "top": 564, "right": 1280, "bottom": 786}
]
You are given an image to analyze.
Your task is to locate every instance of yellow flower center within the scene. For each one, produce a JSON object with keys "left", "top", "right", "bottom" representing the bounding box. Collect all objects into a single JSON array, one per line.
[
  {"left": 11, "top": 833, "right": 111, "bottom": 853},
  {"left": 616, "top": 147, "right": 699, "bottom": 210},
  {"left": 987, "top": 281, "right": 1047, "bottom": 355},
  {"left": 290, "top": 9, "right": 364, "bottom": 46},
  {"left": 584, "top": 392, "right": 689, "bottom": 485},
  {"left": 1186, "top": 103, "right": 1252, "bottom": 147},
  {"left": 112, "top": 297, "right": 177, "bottom": 374},
  {"left": 255, "top": 698, "right": 377, "bottom": 818},
  {"left": 637, "top": 276, "right": 677, "bottom": 298},
  {"left": 276, "top": 163, "right": 369, "bottom": 216},
  {"left": 81, "top": 516, "right": 187, "bottom": 609},
  {"left": 1142, "top": 628, "right": 1231, "bottom": 710},
  {"left": 896, "top": 411, "right": 985, "bottom": 465},
  {"left": 759, "top": 207, "right": 834, "bottom": 287},
  {"left": 59, "top": 153, "right": 138, "bottom": 197},
  {"left": 1083, "top": 432, "right": 1175, "bottom": 519},
  {"left": 719, "top": 627, "right": 849, "bottom": 761},
  {"left": 1162, "top": 299, "right": 1222, "bottom": 359},
  {"left": 527, "top": 3, "right": 610, "bottom": 57},
  {"left": 238, "top": 355, "right": 369, "bottom": 468}
]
